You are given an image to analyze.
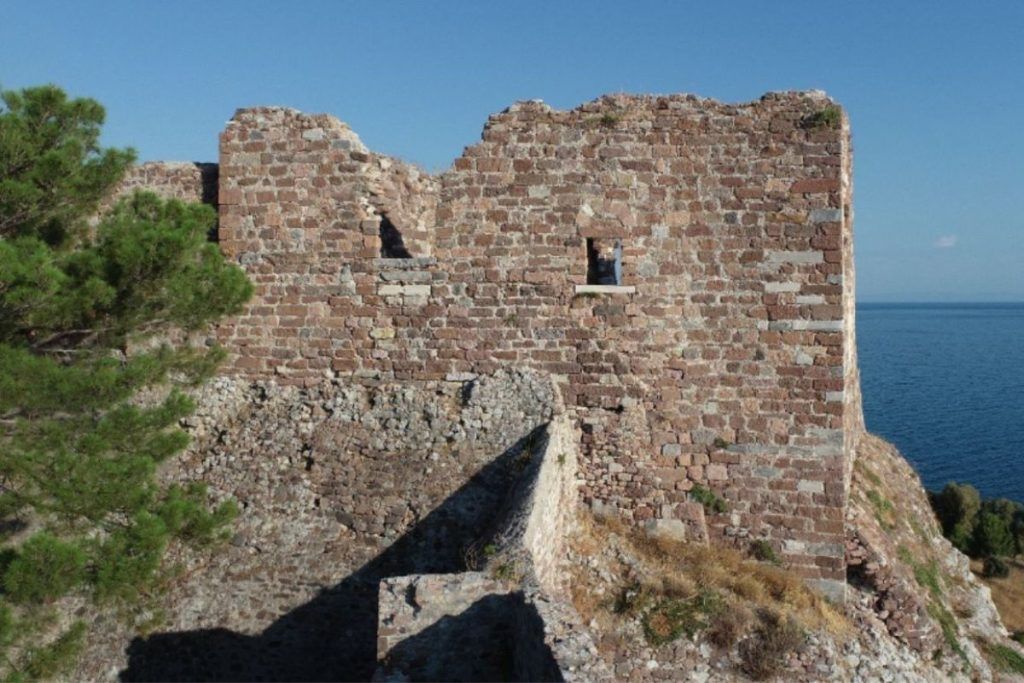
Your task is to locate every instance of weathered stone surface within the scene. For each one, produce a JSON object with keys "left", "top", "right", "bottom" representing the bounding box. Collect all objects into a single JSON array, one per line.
[
  {"left": 101, "top": 161, "right": 217, "bottom": 211},
  {"left": 375, "top": 573, "right": 519, "bottom": 682},
  {"left": 74, "top": 369, "right": 560, "bottom": 681},
  {"left": 642, "top": 518, "right": 688, "bottom": 543},
  {"left": 374, "top": 411, "right": 611, "bottom": 682}
]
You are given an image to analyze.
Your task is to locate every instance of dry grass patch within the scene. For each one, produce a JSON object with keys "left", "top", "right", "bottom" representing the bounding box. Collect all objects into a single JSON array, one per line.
[
  {"left": 972, "top": 557, "right": 1024, "bottom": 634},
  {"left": 707, "top": 604, "right": 754, "bottom": 649},
  {"left": 570, "top": 512, "right": 849, "bottom": 650},
  {"left": 738, "top": 609, "right": 806, "bottom": 680}
]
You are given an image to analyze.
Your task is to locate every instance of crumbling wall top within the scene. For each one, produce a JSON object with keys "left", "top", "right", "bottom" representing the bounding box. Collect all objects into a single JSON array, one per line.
[{"left": 225, "top": 106, "right": 369, "bottom": 154}]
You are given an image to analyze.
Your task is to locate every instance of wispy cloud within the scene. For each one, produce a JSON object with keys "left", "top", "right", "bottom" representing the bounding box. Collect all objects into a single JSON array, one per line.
[{"left": 934, "top": 235, "right": 957, "bottom": 249}]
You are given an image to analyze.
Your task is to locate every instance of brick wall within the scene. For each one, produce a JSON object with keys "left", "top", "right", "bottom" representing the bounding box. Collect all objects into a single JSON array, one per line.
[{"left": 138, "top": 92, "right": 859, "bottom": 595}]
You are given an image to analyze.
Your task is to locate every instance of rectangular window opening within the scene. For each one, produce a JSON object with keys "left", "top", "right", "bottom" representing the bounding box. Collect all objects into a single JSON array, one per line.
[{"left": 586, "top": 238, "right": 622, "bottom": 285}]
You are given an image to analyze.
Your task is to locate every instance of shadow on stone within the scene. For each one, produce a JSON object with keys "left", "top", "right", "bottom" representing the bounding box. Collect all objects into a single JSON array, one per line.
[
  {"left": 511, "top": 598, "right": 564, "bottom": 683},
  {"left": 379, "top": 214, "right": 411, "bottom": 258},
  {"left": 120, "top": 434, "right": 535, "bottom": 682},
  {"left": 377, "top": 592, "right": 563, "bottom": 683},
  {"left": 377, "top": 593, "right": 518, "bottom": 682}
]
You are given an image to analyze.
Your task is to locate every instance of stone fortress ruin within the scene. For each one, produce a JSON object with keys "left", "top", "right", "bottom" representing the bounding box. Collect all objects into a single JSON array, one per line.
[{"left": 108, "top": 90, "right": 867, "bottom": 680}]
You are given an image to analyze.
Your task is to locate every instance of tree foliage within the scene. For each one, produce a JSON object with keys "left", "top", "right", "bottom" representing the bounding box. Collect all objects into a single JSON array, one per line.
[
  {"left": 0, "top": 84, "right": 252, "bottom": 679},
  {"left": 930, "top": 482, "right": 1024, "bottom": 560},
  {"left": 931, "top": 482, "right": 982, "bottom": 552}
]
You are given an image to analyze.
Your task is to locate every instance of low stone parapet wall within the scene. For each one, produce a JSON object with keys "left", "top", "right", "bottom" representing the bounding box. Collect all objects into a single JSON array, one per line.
[
  {"left": 478, "top": 412, "right": 578, "bottom": 593},
  {"left": 374, "top": 410, "right": 612, "bottom": 681}
]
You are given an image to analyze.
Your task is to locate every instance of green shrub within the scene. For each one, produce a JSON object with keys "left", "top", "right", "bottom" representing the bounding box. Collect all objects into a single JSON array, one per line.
[
  {"left": 750, "top": 540, "right": 780, "bottom": 565},
  {"left": 490, "top": 562, "right": 518, "bottom": 582},
  {"left": 930, "top": 484, "right": 1024, "bottom": 559},
  {"left": 975, "top": 510, "right": 1016, "bottom": 558},
  {"left": 0, "top": 602, "right": 14, "bottom": 651},
  {"left": 641, "top": 590, "right": 723, "bottom": 646},
  {"left": 982, "top": 556, "right": 1010, "bottom": 579},
  {"left": 930, "top": 483, "right": 981, "bottom": 553},
  {"left": 0, "top": 83, "right": 251, "bottom": 678},
  {"left": 612, "top": 581, "right": 650, "bottom": 616},
  {"left": 2, "top": 533, "right": 86, "bottom": 603},
  {"left": 690, "top": 484, "right": 728, "bottom": 514},
  {"left": 157, "top": 483, "right": 238, "bottom": 545},
  {"left": 582, "top": 112, "right": 623, "bottom": 129},
  {"left": 92, "top": 513, "right": 168, "bottom": 603},
  {"left": 803, "top": 106, "right": 842, "bottom": 130},
  {"left": 21, "top": 622, "right": 86, "bottom": 681}
]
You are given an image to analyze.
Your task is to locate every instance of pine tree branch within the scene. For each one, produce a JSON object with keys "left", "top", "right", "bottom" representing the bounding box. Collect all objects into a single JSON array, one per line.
[{"left": 28, "top": 328, "right": 104, "bottom": 351}]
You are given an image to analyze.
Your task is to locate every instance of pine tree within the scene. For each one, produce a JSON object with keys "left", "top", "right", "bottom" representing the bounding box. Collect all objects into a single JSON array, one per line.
[
  {"left": 0, "top": 84, "right": 252, "bottom": 678},
  {"left": 975, "top": 499, "right": 1023, "bottom": 558}
]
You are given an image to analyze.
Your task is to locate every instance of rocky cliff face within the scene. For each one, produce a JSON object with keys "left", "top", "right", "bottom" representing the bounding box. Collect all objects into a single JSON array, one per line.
[
  {"left": 557, "top": 433, "right": 1021, "bottom": 682},
  {"left": 844, "top": 433, "right": 1016, "bottom": 680}
]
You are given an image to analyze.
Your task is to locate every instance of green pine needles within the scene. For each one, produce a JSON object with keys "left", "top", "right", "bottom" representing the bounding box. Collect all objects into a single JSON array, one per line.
[{"left": 0, "top": 84, "right": 253, "bottom": 679}]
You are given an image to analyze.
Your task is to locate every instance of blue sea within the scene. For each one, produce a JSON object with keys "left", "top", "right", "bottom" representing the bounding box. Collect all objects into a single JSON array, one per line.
[{"left": 858, "top": 303, "right": 1024, "bottom": 503}]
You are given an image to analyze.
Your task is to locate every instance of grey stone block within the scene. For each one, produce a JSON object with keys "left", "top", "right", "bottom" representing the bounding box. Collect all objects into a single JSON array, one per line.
[
  {"left": 809, "top": 208, "right": 843, "bottom": 223},
  {"left": 765, "top": 250, "right": 824, "bottom": 265},
  {"left": 643, "top": 518, "right": 688, "bottom": 543}
]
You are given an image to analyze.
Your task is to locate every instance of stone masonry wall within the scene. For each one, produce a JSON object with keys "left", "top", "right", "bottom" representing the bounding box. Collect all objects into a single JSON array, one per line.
[
  {"left": 482, "top": 413, "right": 579, "bottom": 594},
  {"left": 102, "top": 160, "right": 218, "bottom": 211},
  {"left": 429, "top": 94, "right": 850, "bottom": 596},
  {"left": 375, "top": 410, "right": 611, "bottom": 682},
  {"left": 216, "top": 107, "right": 437, "bottom": 380},
  {"left": 840, "top": 122, "right": 865, "bottom": 494},
  {"left": 126, "top": 91, "right": 859, "bottom": 595}
]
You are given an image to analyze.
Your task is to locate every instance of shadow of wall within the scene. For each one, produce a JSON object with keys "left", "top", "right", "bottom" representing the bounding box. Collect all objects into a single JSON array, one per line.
[{"left": 121, "top": 433, "right": 535, "bottom": 682}]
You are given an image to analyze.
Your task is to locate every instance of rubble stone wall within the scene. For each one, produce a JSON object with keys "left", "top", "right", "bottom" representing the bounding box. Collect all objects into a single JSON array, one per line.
[
  {"left": 103, "top": 160, "right": 218, "bottom": 211},
  {"left": 128, "top": 91, "right": 859, "bottom": 593},
  {"left": 76, "top": 369, "right": 556, "bottom": 681}
]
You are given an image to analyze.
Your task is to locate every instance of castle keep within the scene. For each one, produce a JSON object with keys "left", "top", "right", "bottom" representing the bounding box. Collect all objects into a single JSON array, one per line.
[{"left": 122, "top": 91, "right": 862, "bottom": 599}]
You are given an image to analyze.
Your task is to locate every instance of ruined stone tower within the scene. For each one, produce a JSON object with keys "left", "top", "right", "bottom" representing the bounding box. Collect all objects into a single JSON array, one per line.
[{"left": 119, "top": 90, "right": 861, "bottom": 599}]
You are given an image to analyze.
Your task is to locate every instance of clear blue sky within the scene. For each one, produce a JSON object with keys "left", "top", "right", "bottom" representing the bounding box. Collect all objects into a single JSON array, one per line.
[{"left": 2, "top": 0, "right": 1021, "bottom": 301}]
